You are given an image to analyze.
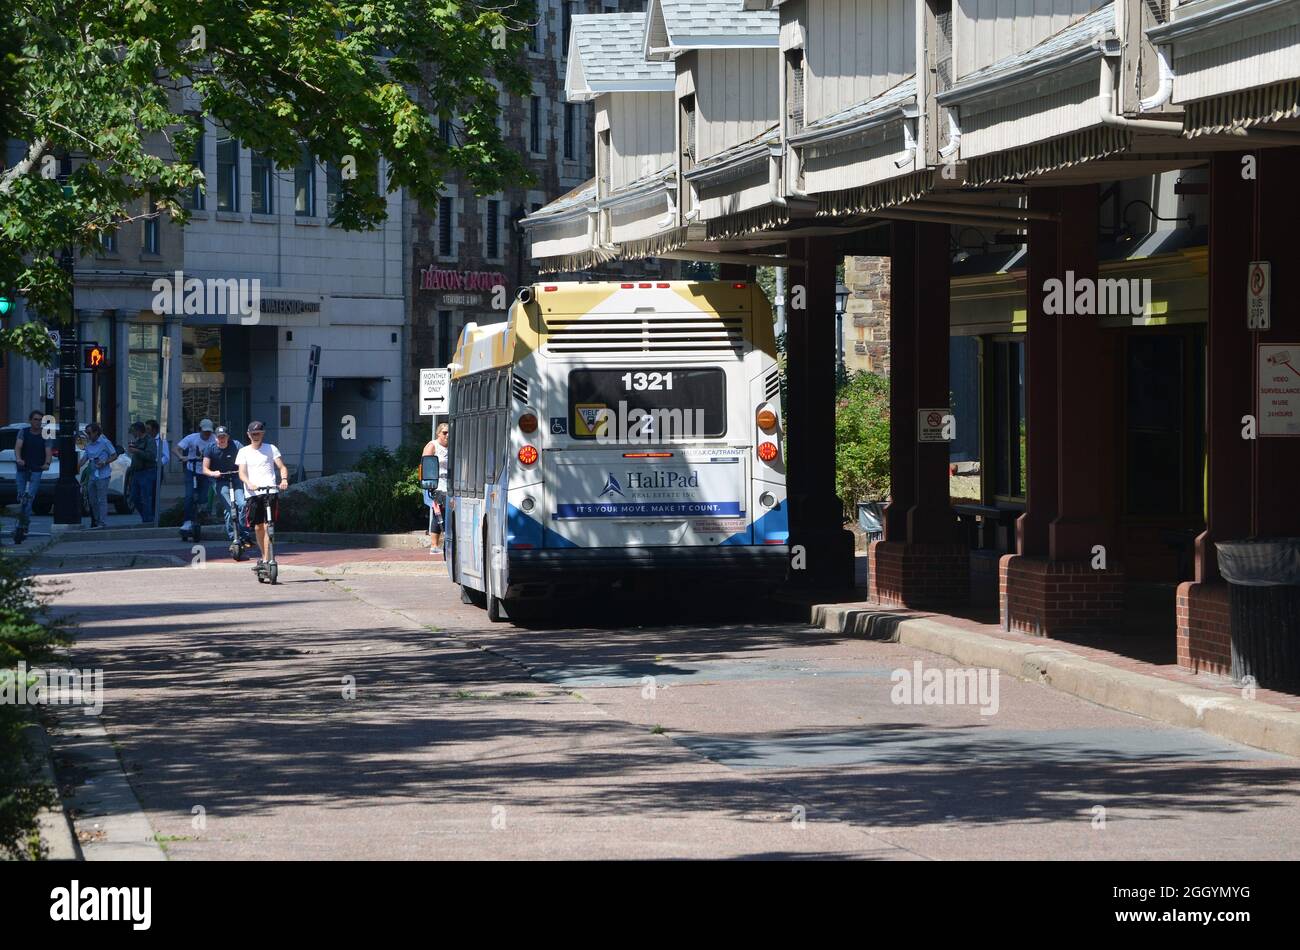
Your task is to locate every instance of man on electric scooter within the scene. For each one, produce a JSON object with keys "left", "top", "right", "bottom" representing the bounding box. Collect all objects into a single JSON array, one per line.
[
  {"left": 236, "top": 421, "right": 289, "bottom": 573},
  {"left": 202, "top": 425, "right": 252, "bottom": 557}
]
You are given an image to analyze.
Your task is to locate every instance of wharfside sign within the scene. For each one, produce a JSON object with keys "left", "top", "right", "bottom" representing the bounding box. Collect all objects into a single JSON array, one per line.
[{"left": 419, "top": 267, "right": 506, "bottom": 292}]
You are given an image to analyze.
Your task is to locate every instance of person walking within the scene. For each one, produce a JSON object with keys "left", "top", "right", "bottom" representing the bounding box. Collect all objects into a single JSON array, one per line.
[
  {"left": 124, "top": 421, "right": 157, "bottom": 522},
  {"left": 81, "top": 423, "right": 118, "bottom": 529},
  {"left": 174, "top": 418, "right": 216, "bottom": 536},
  {"left": 236, "top": 421, "right": 289, "bottom": 571},
  {"left": 147, "top": 420, "right": 167, "bottom": 484},
  {"left": 422, "top": 422, "right": 450, "bottom": 550},
  {"left": 12, "top": 410, "right": 52, "bottom": 542}
]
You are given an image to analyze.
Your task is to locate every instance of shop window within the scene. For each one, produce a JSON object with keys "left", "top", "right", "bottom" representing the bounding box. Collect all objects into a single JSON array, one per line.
[{"left": 991, "top": 338, "right": 1026, "bottom": 501}]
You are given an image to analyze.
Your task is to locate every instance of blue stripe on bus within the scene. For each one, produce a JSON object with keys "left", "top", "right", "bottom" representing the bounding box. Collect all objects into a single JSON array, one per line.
[
  {"left": 730, "top": 502, "right": 788, "bottom": 546},
  {"left": 553, "top": 501, "right": 743, "bottom": 519},
  {"left": 508, "top": 504, "right": 579, "bottom": 549}
]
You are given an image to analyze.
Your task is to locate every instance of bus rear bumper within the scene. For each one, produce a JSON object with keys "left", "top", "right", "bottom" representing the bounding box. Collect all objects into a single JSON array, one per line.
[{"left": 506, "top": 545, "right": 789, "bottom": 587}]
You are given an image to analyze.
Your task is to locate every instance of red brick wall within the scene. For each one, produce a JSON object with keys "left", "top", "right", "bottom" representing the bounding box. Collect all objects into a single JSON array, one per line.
[
  {"left": 869, "top": 540, "right": 969, "bottom": 608},
  {"left": 1176, "top": 581, "right": 1232, "bottom": 675},
  {"left": 1000, "top": 554, "right": 1125, "bottom": 636}
]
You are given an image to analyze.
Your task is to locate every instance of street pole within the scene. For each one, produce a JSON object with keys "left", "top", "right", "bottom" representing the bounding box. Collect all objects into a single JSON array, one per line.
[
  {"left": 296, "top": 345, "right": 321, "bottom": 483},
  {"left": 53, "top": 248, "right": 80, "bottom": 524}
]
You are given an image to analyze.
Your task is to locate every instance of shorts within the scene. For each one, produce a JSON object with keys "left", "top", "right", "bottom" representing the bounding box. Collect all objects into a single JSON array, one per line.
[{"left": 244, "top": 495, "right": 279, "bottom": 526}]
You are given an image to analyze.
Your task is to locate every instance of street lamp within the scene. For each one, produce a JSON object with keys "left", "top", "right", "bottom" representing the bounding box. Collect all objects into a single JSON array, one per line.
[{"left": 834, "top": 282, "right": 849, "bottom": 387}]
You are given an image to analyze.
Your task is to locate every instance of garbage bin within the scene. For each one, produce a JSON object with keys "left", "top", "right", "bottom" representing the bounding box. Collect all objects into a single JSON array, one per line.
[{"left": 1215, "top": 538, "right": 1300, "bottom": 692}]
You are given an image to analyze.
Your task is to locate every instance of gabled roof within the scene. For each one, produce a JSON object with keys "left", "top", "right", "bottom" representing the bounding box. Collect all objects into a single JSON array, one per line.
[
  {"left": 644, "top": 0, "right": 779, "bottom": 61},
  {"left": 939, "top": 2, "right": 1115, "bottom": 106},
  {"left": 567, "top": 13, "right": 675, "bottom": 101}
]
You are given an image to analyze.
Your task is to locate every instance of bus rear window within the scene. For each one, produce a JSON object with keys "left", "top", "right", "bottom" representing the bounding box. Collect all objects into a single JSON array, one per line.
[{"left": 567, "top": 368, "right": 726, "bottom": 440}]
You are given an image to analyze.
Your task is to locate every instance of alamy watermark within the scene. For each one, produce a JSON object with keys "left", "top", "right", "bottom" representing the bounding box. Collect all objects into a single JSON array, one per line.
[
  {"left": 586, "top": 402, "right": 707, "bottom": 445},
  {"left": 1042, "top": 271, "right": 1152, "bottom": 317},
  {"left": 1, "top": 661, "right": 103, "bottom": 716},
  {"left": 890, "top": 660, "right": 999, "bottom": 716},
  {"left": 151, "top": 270, "right": 261, "bottom": 324}
]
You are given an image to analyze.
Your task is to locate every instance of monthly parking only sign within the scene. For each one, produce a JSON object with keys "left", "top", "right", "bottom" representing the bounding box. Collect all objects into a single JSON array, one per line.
[{"left": 420, "top": 368, "right": 449, "bottom": 416}]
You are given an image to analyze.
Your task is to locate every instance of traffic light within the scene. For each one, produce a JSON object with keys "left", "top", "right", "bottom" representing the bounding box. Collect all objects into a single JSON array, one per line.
[
  {"left": 82, "top": 343, "right": 108, "bottom": 370},
  {"left": 0, "top": 295, "right": 12, "bottom": 318}
]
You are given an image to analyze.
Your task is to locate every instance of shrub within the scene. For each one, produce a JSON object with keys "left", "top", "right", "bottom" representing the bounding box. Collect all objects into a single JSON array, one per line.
[
  {"left": 834, "top": 371, "right": 891, "bottom": 518},
  {"left": 0, "top": 553, "right": 74, "bottom": 859},
  {"left": 305, "top": 445, "right": 427, "bottom": 533}
]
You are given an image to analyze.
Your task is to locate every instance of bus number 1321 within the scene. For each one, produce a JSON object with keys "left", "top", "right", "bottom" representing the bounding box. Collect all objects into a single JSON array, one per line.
[{"left": 622, "top": 371, "right": 673, "bottom": 391}]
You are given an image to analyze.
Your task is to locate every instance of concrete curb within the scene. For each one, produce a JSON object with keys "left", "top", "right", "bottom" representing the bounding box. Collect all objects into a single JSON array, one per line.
[
  {"left": 809, "top": 602, "right": 1300, "bottom": 759},
  {"left": 22, "top": 721, "right": 81, "bottom": 861}
]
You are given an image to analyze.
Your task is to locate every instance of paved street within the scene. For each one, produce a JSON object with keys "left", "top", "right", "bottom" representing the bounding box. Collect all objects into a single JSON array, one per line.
[{"left": 36, "top": 559, "right": 1300, "bottom": 860}]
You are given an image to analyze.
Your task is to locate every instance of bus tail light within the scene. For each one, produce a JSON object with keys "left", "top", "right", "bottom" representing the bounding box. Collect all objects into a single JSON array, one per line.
[
  {"left": 756, "top": 407, "right": 777, "bottom": 432},
  {"left": 757, "top": 441, "right": 779, "bottom": 463},
  {"left": 518, "top": 445, "right": 539, "bottom": 465},
  {"left": 519, "top": 413, "right": 538, "bottom": 433}
]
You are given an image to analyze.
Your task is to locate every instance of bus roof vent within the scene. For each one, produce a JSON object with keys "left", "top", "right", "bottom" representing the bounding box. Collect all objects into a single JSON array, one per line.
[
  {"left": 511, "top": 372, "right": 529, "bottom": 404},
  {"left": 543, "top": 311, "right": 746, "bottom": 355}
]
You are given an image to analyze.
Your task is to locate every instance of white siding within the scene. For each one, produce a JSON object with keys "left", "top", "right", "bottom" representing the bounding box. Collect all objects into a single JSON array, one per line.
[
  {"left": 608, "top": 92, "right": 676, "bottom": 190},
  {"left": 698, "top": 169, "right": 772, "bottom": 219},
  {"left": 610, "top": 194, "right": 675, "bottom": 243},
  {"left": 801, "top": 124, "right": 917, "bottom": 194},
  {"left": 1171, "top": 17, "right": 1300, "bottom": 103},
  {"left": 954, "top": 0, "right": 1107, "bottom": 80},
  {"left": 805, "top": 0, "right": 916, "bottom": 123},
  {"left": 693, "top": 48, "right": 780, "bottom": 160},
  {"left": 958, "top": 64, "right": 1100, "bottom": 156}
]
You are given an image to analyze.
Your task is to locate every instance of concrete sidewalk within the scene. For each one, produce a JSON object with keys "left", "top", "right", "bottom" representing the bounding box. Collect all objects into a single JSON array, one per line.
[{"left": 795, "top": 594, "right": 1300, "bottom": 758}]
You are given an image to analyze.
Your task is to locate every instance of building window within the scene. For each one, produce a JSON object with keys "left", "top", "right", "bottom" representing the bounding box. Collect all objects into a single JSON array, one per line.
[
  {"left": 786, "top": 51, "right": 805, "bottom": 136},
  {"left": 185, "top": 118, "right": 205, "bottom": 211},
  {"left": 440, "top": 116, "right": 453, "bottom": 145},
  {"left": 563, "top": 103, "right": 577, "bottom": 161},
  {"left": 530, "top": 3, "right": 543, "bottom": 52},
  {"left": 216, "top": 133, "right": 239, "bottom": 211},
  {"left": 680, "top": 95, "right": 696, "bottom": 166},
  {"left": 597, "top": 129, "right": 610, "bottom": 196},
  {"left": 326, "top": 162, "right": 343, "bottom": 223},
  {"left": 438, "top": 195, "right": 455, "bottom": 256},
  {"left": 251, "top": 151, "right": 274, "bottom": 214},
  {"left": 486, "top": 199, "right": 500, "bottom": 259},
  {"left": 295, "top": 145, "right": 315, "bottom": 217},
  {"left": 529, "top": 96, "right": 542, "bottom": 154},
  {"left": 562, "top": 2, "right": 573, "bottom": 57},
  {"left": 97, "top": 227, "right": 117, "bottom": 255},
  {"left": 143, "top": 194, "right": 160, "bottom": 254},
  {"left": 437, "top": 310, "right": 454, "bottom": 366}
]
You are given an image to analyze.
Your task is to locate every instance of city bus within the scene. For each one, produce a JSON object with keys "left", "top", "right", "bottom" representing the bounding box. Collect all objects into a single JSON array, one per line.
[{"left": 444, "top": 280, "right": 788, "bottom": 621}]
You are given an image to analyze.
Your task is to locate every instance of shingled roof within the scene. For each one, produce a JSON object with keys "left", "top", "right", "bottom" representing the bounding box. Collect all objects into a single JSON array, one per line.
[
  {"left": 645, "top": 0, "right": 779, "bottom": 60},
  {"left": 566, "top": 13, "right": 675, "bottom": 101}
]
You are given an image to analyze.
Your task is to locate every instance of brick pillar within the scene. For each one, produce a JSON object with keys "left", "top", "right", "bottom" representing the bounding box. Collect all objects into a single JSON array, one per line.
[
  {"left": 870, "top": 221, "right": 968, "bottom": 609},
  {"left": 1002, "top": 185, "right": 1123, "bottom": 636},
  {"left": 1180, "top": 147, "right": 1300, "bottom": 674},
  {"left": 786, "top": 236, "right": 856, "bottom": 588}
]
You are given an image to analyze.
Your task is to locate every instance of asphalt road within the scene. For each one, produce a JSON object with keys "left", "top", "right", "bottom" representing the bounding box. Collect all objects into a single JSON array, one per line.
[{"left": 39, "top": 561, "right": 1300, "bottom": 859}]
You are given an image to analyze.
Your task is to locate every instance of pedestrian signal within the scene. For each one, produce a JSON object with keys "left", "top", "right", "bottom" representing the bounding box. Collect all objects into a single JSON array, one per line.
[{"left": 82, "top": 344, "right": 108, "bottom": 370}]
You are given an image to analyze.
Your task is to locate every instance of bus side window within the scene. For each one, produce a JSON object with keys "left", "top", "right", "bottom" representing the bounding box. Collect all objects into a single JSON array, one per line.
[{"left": 485, "top": 411, "right": 496, "bottom": 488}]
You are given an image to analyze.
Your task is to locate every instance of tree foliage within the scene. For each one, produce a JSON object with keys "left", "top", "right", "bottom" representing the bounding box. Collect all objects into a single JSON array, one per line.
[
  {"left": 1, "top": 0, "right": 537, "bottom": 358},
  {"left": 835, "top": 371, "right": 890, "bottom": 516}
]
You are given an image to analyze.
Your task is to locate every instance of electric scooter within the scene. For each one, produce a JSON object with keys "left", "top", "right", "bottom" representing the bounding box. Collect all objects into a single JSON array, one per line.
[
  {"left": 249, "top": 486, "right": 279, "bottom": 584},
  {"left": 178, "top": 465, "right": 204, "bottom": 543},
  {"left": 214, "top": 475, "right": 253, "bottom": 561}
]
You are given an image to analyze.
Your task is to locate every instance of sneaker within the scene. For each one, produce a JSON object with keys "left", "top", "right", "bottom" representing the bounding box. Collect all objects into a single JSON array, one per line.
[
  {"left": 253, "top": 559, "right": 265, "bottom": 572},
  {"left": 180, "top": 520, "right": 192, "bottom": 532}
]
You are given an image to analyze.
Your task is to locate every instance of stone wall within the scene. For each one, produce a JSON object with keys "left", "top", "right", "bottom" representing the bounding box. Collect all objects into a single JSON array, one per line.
[{"left": 842, "top": 255, "right": 891, "bottom": 377}]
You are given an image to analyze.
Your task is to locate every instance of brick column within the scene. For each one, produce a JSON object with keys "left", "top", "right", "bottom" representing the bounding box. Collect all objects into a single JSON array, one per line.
[
  {"left": 1180, "top": 147, "right": 1300, "bottom": 674},
  {"left": 870, "top": 221, "right": 968, "bottom": 608},
  {"left": 785, "top": 236, "right": 856, "bottom": 589},
  {"left": 1002, "top": 185, "right": 1123, "bottom": 636}
]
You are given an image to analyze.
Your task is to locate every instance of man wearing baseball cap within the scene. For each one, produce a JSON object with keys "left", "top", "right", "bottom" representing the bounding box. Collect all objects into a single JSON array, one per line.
[
  {"left": 175, "top": 417, "right": 217, "bottom": 536},
  {"left": 237, "top": 421, "right": 290, "bottom": 571}
]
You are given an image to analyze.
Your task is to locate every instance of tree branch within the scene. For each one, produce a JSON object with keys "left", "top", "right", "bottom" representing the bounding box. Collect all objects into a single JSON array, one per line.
[{"left": 0, "top": 137, "right": 50, "bottom": 195}]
